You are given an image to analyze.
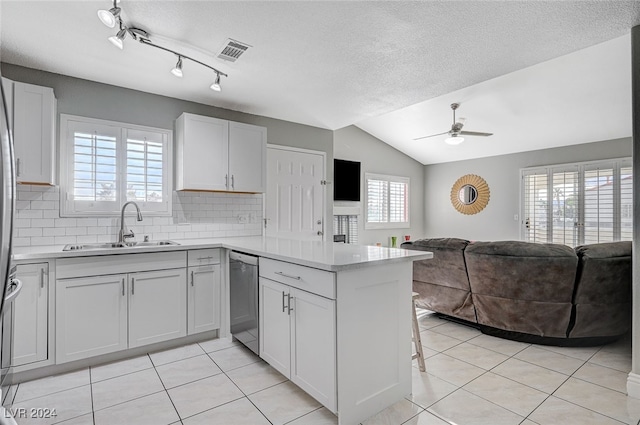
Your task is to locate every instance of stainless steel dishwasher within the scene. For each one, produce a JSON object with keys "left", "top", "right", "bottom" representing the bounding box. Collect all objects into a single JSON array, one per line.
[{"left": 229, "top": 251, "right": 259, "bottom": 355}]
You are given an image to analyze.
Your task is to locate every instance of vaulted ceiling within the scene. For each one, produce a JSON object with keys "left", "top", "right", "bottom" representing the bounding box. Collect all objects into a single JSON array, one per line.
[{"left": 2, "top": 1, "right": 639, "bottom": 164}]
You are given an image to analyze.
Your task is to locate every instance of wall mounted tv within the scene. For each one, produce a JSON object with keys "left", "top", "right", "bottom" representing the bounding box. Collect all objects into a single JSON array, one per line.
[{"left": 334, "top": 159, "right": 361, "bottom": 201}]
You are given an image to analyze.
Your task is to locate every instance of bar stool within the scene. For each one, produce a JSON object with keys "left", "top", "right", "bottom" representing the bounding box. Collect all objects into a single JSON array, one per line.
[{"left": 411, "top": 292, "right": 426, "bottom": 372}]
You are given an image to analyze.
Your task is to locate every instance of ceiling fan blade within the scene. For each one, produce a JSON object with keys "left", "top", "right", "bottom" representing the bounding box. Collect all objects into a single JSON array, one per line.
[
  {"left": 413, "top": 131, "right": 449, "bottom": 141},
  {"left": 459, "top": 131, "right": 493, "bottom": 137}
]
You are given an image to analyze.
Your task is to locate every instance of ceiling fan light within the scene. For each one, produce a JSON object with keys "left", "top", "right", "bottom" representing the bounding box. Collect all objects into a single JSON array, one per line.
[
  {"left": 97, "top": 7, "right": 120, "bottom": 28},
  {"left": 171, "top": 57, "right": 183, "bottom": 78},
  {"left": 445, "top": 136, "right": 464, "bottom": 145},
  {"left": 210, "top": 74, "right": 221, "bottom": 91}
]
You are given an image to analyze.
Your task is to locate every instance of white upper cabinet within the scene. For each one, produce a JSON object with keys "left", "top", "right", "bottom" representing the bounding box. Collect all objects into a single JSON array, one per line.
[
  {"left": 175, "top": 113, "right": 228, "bottom": 191},
  {"left": 228, "top": 121, "right": 267, "bottom": 193},
  {"left": 175, "top": 113, "right": 267, "bottom": 193},
  {"left": 12, "top": 81, "right": 56, "bottom": 185}
]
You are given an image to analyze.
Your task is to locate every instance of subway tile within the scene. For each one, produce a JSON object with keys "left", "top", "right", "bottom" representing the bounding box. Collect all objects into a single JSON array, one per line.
[
  {"left": 55, "top": 236, "right": 77, "bottom": 245},
  {"left": 14, "top": 219, "right": 31, "bottom": 228},
  {"left": 87, "top": 226, "right": 108, "bottom": 235},
  {"left": 12, "top": 237, "right": 31, "bottom": 247},
  {"left": 76, "top": 235, "right": 98, "bottom": 244},
  {"left": 31, "top": 200, "right": 56, "bottom": 210},
  {"left": 16, "top": 210, "right": 43, "bottom": 219},
  {"left": 55, "top": 218, "right": 77, "bottom": 227},
  {"left": 18, "top": 228, "right": 43, "bottom": 237},
  {"left": 76, "top": 218, "right": 98, "bottom": 227},
  {"left": 42, "top": 192, "right": 59, "bottom": 201},
  {"left": 66, "top": 227, "right": 88, "bottom": 236},
  {"left": 43, "top": 210, "right": 60, "bottom": 219},
  {"left": 43, "top": 228, "right": 66, "bottom": 237},
  {"left": 30, "top": 218, "right": 55, "bottom": 228},
  {"left": 18, "top": 191, "right": 42, "bottom": 201},
  {"left": 15, "top": 200, "right": 31, "bottom": 210}
]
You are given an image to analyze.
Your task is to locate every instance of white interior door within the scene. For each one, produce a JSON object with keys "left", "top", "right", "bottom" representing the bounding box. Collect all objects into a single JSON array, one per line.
[{"left": 266, "top": 146, "right": 325, "bottom": 240}]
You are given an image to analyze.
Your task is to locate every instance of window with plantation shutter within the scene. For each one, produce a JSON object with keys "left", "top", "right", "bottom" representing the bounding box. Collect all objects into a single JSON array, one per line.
[
  {"left": 60, "top": 115, "right": 172, "bottom": 217},
  {"left": 521, "top": 158, "right": 631, "bottom": 247},
  {"left": 365, "top": 173, "right": 409, "bottom": 229}
]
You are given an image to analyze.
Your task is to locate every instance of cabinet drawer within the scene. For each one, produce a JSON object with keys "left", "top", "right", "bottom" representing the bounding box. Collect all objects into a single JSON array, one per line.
[
  {"left": 57, "top": 251, "right": 186, "bottom": 279},
  {"left": 260, "top": 258, "right": 335, "bottom": 299},
  {"left": 187, "top": 249, "right": 220, "bottom": 266}
]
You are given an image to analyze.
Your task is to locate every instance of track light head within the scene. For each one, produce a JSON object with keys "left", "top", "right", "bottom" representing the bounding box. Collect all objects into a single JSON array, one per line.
[
  {"left": 97, "top": 6, "right": 121, "bottom": 28},
  {"left": 171, "top": 56, "right": 183, "bottom": 78},
  {"left": 210, "top": 73, "right": 221, "bottom": 91},
  {"left": 108, "top": 27, "right": 127, "bottom": 49}
]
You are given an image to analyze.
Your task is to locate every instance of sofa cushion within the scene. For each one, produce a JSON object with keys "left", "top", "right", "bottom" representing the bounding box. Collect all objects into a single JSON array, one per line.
[
  {"left": 465, "top": 241, "right": 578, "bottom": 337},
  {"left": 402, "top": 238, "right": 471, "bottom": 291},
  {"left": 570, "top": 241, "right": 631, "bottom": 338}
]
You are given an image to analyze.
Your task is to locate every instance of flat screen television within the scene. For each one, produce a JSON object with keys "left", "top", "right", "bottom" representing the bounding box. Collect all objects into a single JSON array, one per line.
[{"left": 334, "top": 159, "right": 361, "bottom": 201}]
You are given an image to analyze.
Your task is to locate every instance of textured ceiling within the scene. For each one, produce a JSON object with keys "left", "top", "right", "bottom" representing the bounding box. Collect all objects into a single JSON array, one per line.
[{"left": 1, "top": 1, "right": 639, "bottom": 164}]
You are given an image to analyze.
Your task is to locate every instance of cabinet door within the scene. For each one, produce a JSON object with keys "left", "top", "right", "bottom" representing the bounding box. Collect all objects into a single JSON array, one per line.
[
  {"left": 228, "top": 121, "right": 266, "bottom": 192},
  {"left": 129, "top": 268, "right": 187, "bottom": 348},
  {"left": 12, "top": 263, "right": 48, "bottom": 366},
  {"left": 290, "top": 288, "right": 337, "bottom": 412},
  {"left": 13, "top": 81, "right": 55, "bottom": 185},
  {"left": 176, "top": 113, "right": 228, "bottom": 191},
  {"left": 187, "top": 264, "right": 221, "bottom": 335},
  {"left": 56, "top": 274, "right": 128, "bottom": 363},
  {"left": 259, "top": 277, "right": 290, "bottom": 377}
]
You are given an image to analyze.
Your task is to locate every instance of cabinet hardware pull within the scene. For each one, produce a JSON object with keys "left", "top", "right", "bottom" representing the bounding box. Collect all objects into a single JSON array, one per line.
[
  {"left": 225, "top": 174, "right": 228, "bottom": 188},
  {"left": 231, "top": 175, "right": 235, "bottom": 190},
  {"left": 191, "top": 270, "right": 194, "bottom": 286},
  {"left": 287, "top": 294, "right": 294, "bottom": 315},
  {"left": 282, "top": 291, "right": 287, "bottom": 313},
  {"left": 40, "top": 268, "right": 45, "bottom": 288},
  {"left": 131, "top": 277, "right": 135, "bottom": 295},
  {"left": 16, "top": 158, "right": 20, "bottom": 177},
  {"left": 122, "top": 278, "right": 125, "bottom": 296},
  {"left": 197, "top": 256, "right": 214, "bottom": 261},
  {"left": 274, "top": 271, "right": 301, "bottom": 280}
]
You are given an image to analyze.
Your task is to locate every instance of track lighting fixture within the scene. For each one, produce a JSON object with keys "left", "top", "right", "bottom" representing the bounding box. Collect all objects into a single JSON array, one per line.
[
  {"left": 171, "top": 56, "right": 183, "bottom": 78},
  {"left": 108, "top": 26, "right": 127, "bottom": 50},
  {"left": 210, "top": 73, "right": 221, "bottom": 91},
  {"left": 97, "top": 6, "right": 121, "bottom": 28},
  {"left": 98, "top": 1, "right": 227, "bottom": 93}
]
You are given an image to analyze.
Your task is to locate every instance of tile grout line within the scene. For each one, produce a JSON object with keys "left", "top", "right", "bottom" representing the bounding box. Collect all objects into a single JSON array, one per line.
[{"left": 147, "top": 352, "right": 185, "bottom": 425}]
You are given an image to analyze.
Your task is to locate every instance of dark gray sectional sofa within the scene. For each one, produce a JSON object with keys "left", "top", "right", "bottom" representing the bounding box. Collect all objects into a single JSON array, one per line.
[{"left": 402, "top": 238, "right": 632, "bottom": 345}]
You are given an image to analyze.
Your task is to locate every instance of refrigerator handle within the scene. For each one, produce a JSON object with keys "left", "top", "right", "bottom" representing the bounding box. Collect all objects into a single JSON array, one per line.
[{"left": 4, "top": 278, "right": 22, "bottom": 305}]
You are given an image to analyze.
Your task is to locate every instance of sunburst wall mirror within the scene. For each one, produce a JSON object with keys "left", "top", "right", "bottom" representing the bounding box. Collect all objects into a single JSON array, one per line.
[{"left": 450, "top": 174, "right": 490, "bottom": 215}]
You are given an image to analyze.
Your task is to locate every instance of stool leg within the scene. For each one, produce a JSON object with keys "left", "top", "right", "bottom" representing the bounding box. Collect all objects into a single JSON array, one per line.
[{"left": 412, "top": 298, "right": 426, "bottom": 372}]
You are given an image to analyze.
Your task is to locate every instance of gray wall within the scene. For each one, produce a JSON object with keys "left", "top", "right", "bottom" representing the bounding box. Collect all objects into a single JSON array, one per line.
[
  {"left": 334, "top": 126, "right": 425, "bottom": 246},
  {"left": 1, "top": 63, "right": 335, "bottom": 232},
  {"left": 424, "top": 137, "right": 632, "bottom": 241}
]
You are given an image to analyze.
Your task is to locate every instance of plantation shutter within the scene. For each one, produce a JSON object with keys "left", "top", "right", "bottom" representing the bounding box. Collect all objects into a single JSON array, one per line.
[
  {"left": 367, "top": 178, "right": 388, "bottom": 223},
  {"left": 125, "top": 129, "right": 168, "bottom": 212},
  {"left": 583, "top": 165, "right": 614, "bottom": 244},
  {"left": 620, "top": 165, "right": 633, "bottom": 241},
  {"left": 522, "top": 170, "right": 549, "bottom": 243},
  {"left": 551, "top": 168, "right": 579, "bottom": 246}
]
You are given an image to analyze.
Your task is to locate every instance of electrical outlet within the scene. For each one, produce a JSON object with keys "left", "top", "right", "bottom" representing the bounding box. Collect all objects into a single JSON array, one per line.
[{"left": 238, "top": 213, "right": 249, "bottom": 224}]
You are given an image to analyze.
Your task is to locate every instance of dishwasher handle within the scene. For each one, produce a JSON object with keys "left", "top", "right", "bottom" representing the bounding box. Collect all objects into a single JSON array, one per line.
[{"left": 229, "top": 251, "right": 259, "bottom": 266}]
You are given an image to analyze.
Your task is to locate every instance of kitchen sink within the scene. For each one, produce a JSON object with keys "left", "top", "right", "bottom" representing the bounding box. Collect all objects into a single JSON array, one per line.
[{"left": 62, "top": 240, "right": 180, "bottom": 251}]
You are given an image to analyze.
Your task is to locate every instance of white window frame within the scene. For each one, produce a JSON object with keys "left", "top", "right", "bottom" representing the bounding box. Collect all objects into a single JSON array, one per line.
[
  {"left": 59, "top": 114, "right": 173, "bottom": 217},
  {"left": 365, "top": 173, "right": 410, "bottom": 229},
  {"left": 520, "top": 157, "right": 632, "bottom": 246}
]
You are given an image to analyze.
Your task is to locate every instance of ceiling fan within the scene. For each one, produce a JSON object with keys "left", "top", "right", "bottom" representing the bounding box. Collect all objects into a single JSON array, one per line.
[{"left": 413, "top": 103, "right": 493, "bottom": 145}]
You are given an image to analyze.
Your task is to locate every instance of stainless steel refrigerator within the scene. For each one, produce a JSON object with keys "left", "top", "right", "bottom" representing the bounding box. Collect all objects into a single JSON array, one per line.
[{"left": 0, "top": 76, "right": 22, "bottom": 425}]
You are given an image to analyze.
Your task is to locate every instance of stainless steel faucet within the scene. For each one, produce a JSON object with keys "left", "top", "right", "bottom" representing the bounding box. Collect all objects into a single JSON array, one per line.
[{"left": 118, "top": 201, "right": 143, "bottom": 244}]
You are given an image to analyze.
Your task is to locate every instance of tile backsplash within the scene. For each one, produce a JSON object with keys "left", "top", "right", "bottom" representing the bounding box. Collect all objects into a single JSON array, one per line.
[{"left": 14, "top": 185, "right": 263, "bottom": 247}]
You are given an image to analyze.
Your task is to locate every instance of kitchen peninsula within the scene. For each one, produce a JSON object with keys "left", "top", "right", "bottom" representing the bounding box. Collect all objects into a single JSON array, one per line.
[{"left": 13, "top": 236, "right": 432, "bottom": 425}]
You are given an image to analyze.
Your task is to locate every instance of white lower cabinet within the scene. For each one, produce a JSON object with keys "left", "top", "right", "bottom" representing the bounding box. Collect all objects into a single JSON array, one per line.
[
  {"left": 129, "top": 269, "right": 187, "bottom": 348},
  {"left": 187, "top": 264, "right": 221, "bottom": 335},
  {"left": 12, "top": 263, "right": 49, "bottom": 366},
  {"left": 259, "top": 276, "right": 336, "bottom": 412},
  {"left": 56, "top": 252, "right": 188, "bottom": 364},
  {"left": 56, "top": 274, "right": 128, "bottom": 363}
]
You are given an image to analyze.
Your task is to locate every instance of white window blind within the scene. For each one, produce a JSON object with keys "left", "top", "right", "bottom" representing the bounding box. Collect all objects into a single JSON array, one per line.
[
  {"left": 365, "top": 173, "right": 409, "bottom": 229},
  {"left": 60, "top": 115, "right": 172, "bottom": 217},
  {"left": 521, "top": 158, "right": 632, "bottom": 247}
]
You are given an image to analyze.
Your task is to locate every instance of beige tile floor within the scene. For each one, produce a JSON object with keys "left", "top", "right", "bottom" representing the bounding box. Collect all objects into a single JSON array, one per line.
[{"left": 5, "top": 309, "right": 638, "bottom": 425}]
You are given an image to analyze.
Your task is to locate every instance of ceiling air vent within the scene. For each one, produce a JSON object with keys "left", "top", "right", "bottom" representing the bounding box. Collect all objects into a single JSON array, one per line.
[{"left": 217, "top": 39, "right": 251, "bottom": 62}]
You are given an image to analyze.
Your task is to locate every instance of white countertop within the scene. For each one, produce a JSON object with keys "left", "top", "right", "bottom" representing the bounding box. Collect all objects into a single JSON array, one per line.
[{"left": 12, "top": 236, "right": 432, "bottom": 272}]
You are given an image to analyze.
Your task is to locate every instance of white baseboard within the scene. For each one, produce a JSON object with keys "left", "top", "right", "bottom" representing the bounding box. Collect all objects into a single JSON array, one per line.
[{"left": 627, "top": 372, "right": 640, "bottom": 399}]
